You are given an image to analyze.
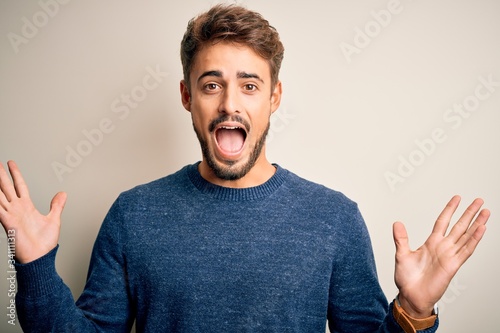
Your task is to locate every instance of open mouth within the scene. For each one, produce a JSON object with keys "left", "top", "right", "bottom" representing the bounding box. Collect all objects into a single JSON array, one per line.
[{"left": 215, "top": 125, "right": 248, "bottom": 155}]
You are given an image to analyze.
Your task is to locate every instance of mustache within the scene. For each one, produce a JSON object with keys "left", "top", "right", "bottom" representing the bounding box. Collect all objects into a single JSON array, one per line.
[{"left": 208, "top": 115, "right": 250, "bottom": 133}]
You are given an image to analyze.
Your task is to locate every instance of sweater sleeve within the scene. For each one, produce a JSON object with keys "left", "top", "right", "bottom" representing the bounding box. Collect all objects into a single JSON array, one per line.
[
  {"left": 327, "top": 205, "right": 438, "bottom": 333},
  {"left": 15, "top": 197, "right": 134, "bottom": 332}
]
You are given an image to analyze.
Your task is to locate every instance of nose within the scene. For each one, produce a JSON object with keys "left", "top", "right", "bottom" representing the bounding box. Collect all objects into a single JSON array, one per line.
[{"left": 218, "top": 85, "right": 240, "bottom": 115}]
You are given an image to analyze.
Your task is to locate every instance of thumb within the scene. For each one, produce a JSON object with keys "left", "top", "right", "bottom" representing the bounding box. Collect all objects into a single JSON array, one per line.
[
  {"left": 48, "top": 191, "right": 67, "bottom": 220},
  {"left": 393, "top": 221, "right": 410, "bottom": 255}
]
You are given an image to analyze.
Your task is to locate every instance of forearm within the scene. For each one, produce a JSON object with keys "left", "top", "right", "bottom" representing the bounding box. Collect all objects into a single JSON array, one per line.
[{"left": 15, "top": 246, "right": 99, "bottom": 333}]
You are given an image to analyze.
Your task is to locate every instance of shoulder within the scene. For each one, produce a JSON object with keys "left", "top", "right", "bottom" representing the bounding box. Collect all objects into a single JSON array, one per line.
[
  {"left": 278, "top": 167, "right": 369, "bottom": 246},
  {"left": 280, "top": 166, "right": 358, "bottom": 213},
  {"left": 114, "top": 164, "right": 194, "bottom": 208}
]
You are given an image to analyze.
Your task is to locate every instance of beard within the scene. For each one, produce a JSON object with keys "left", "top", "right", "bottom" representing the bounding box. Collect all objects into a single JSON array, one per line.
[{"left": 193, "top": 115, "right": 270, "bottom": 181}]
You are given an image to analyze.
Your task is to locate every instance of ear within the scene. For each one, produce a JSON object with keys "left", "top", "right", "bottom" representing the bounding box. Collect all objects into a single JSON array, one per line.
[
  {"left": 270, "top": 80, "right": 282, "bottom": 114},
  {"left": 180, "top": 80, "right": 191, "bottom": 112}
]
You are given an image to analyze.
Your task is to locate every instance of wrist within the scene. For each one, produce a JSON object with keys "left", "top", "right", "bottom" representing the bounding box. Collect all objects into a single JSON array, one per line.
[
  {"left": 396, "top": 294, "right": 434, "bottom": 318},
  {"left": 393, "top": 295, "right": 438, "bottom": 333},
  {"left": 15, "top": 245, "right": 61, "bottom": 298},
  {"left": 16, "top": 244, "right": 59, "bottom": 264}
]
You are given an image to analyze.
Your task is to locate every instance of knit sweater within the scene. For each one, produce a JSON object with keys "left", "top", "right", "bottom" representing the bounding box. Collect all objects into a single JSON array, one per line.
[{"left": 15, "top": 163, "right": 438, "bottom": 332}]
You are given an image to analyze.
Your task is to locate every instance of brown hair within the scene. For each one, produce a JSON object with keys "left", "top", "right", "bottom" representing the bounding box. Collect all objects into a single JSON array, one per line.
[{"left": 180, "top": 4, "right": 284, "bottom": 92}]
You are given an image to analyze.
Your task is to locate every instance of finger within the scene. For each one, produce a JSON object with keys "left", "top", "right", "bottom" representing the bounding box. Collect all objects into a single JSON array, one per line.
[
  {"left": 0, "top": 163, "right": 12, "bottom": 226},
  {"left": 455, "top": 208, "right": 490, "bottom": 250},
  {"left": 7, "top": 160, "right": 30, "bottom": 198},
  {"left": 448, "top": 198, "right": 485, "bottom": 242},
  {"left": 431, "top": 195, "right": 461, "bottom": 236},
  {"left": 393, "top": 221, "right": 411, "bottom": 256},
  {"left": 0, "top": 180, "right": 8, "bottom": 210},
  {"left": 456, "top": 223, "right": 487, "bottom": 264},
  {"left": 0, "top": 162, "right": 15, "bottom": 202},
  {"left": 48, "top": 192, "right": 67, "bottom": 222}
]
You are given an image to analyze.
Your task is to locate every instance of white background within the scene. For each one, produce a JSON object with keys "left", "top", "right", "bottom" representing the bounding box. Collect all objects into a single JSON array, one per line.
[{"left": 1, "top": 0, "right": 499, "bottom": 332}]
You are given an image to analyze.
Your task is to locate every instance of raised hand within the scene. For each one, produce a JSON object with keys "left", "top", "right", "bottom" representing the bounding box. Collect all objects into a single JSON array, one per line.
[
  {"left": 392, "top": 195, "right": 490, "bottom": 318},
  {"left": 0, "top": 160, "right": 67, "bottom": 264}
]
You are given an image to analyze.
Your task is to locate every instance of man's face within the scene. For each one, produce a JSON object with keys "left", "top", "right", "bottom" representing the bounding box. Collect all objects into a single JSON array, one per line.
[{"left": 181, "top": 42, "right": 281, "bottom": 183}]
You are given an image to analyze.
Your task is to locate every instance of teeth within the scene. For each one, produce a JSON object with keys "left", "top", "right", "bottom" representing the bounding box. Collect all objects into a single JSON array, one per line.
[{"left": 221, "top": 126, "right": 240, "bottom": 130}]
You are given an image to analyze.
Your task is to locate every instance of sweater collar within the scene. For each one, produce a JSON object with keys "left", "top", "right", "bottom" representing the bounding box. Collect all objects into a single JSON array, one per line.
[{"left": 186, "top": 162, "right": 288, "bottom": 201}]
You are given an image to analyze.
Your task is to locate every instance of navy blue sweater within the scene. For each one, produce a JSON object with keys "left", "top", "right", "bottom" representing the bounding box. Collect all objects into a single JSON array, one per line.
[{"left": 15, "top": 163, "right": 438, "bottom": 332}]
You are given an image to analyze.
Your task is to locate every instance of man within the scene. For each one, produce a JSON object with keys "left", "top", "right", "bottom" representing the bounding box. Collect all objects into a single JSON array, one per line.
[{"left": 0, "top": 4, "right": 490, "bottom": 332}]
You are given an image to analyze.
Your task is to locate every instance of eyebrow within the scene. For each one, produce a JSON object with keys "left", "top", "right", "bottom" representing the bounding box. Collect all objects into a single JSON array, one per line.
[
  {"left": 237, "top": 71, "right": 264, "bottom": 83},
  {"left": 197, "top": 70, "right": 222, "bottom": 83},
  {"left": 196, "top": 70, "right": 264, "bottom": 83}
]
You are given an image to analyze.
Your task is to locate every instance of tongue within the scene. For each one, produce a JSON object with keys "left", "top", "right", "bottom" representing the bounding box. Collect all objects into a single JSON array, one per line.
[{"left": 216, "top": 129, "right": 245, "bottom": 153}]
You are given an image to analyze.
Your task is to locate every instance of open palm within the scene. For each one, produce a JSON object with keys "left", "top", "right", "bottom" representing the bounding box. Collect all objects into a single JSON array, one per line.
[
  {"left": 0, "top": 161, "right": 66, "bottom": 264},
  {"left": 393, "top": 195, "right": 489, "bottom": 317}
]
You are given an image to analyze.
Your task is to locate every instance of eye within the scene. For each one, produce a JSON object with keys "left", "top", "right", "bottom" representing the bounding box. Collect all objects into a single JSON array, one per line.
[
  {"left": 204, "top": 83, "right": 220, "bottom": 91},
  {"left": 243, "top": 84, "right": 257, "bottom": 91}
]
